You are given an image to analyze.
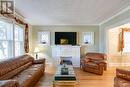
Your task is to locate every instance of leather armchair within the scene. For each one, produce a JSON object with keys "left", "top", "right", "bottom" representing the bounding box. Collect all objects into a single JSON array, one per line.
[
  {"left": 80, "top": 52, "right": 107, "bottom": 75},
  {"left": 114, "top": 68, "right": 130, "bottom": 87}
]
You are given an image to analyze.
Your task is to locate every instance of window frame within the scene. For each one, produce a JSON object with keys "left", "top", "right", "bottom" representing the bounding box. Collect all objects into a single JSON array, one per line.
[
  {"left": 38, "top": 31, "right": 50, "bottom": 45},
  {"left": 14, "top": 23, "right": 25, "bottom": 57},
  {"left": 0, "top": 19, "right": 14, "bottom": 59},
  {"left": 0, "top": 18, "right": 25, "bottom": 59},
  {"left": 82, "top": 32, "right": 94, "bottom": 45}
]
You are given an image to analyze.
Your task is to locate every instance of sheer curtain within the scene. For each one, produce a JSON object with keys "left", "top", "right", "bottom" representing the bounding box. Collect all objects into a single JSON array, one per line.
[
  {"left": 15, "top": 24, "right": 24, "bottom": 56},
  {"left": 0, "top": 20, "right": 13, "bottom": 59},
  {"left": 0, "top": 19, "right": 24, "bottom": 59}
]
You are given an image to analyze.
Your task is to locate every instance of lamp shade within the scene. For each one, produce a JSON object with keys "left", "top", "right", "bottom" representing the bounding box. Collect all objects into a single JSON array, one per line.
[{"left": 34, "top": 47, "right": 40, "bottom": 53}]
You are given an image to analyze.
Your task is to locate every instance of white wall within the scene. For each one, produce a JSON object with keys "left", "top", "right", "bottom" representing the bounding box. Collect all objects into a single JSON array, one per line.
[
  {"left": 108, "top": 28, "right": 120, "bottom": 55},
  {"left": 100, "top": 8, "right": 130, "bottom": 53},
  {"left": 29, "top": 25, "right": 99, "bottom": 60}
]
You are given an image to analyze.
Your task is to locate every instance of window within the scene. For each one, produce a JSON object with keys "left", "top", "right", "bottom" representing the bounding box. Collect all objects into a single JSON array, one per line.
[
  {"left": 123, "top": 32, "right": 130, "bottom": 53},
  {"left": 38, "top": 32, "right": 50, "bottom": 45},
  {"left": 0, "top": 19, "right": 24, "bottom": 59},
  {"left": 82, "top": 32, "right": 94, "bottom": 45},
  {"left": 0, "top": 20, "right": 13, "bottom": 59},
  {"left": 15, "top": 25, "right": 24, "bottom": 56}
]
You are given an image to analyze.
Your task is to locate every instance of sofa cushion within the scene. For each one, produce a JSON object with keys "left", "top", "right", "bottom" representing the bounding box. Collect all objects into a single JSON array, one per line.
[
  {"left": 0, "top": 80, "right": 20, "bottom": 87},
  {"left": 0, "top": 62, "right": 32, "bottom": 80},
  {"left": 84, "top": 62, "right": 98, "bottom": 69},
  {"left": 0, "top": 55, "right": 34, "bottom": 77},
  {"left": 12, "top": 64, "right": 44, "bottom": 87}
]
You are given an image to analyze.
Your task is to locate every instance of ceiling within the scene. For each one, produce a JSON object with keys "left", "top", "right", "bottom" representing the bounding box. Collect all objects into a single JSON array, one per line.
[{"left": 15, "top": 0, "right": 130, "bottom": 25}]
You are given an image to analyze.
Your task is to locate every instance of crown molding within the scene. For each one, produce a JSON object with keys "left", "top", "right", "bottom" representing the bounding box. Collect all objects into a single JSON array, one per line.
[
  {"left": 31, "top": 24, "right": 99, "bottom": 27},
  {"left": 99, "top": 6, "right": 130, "bottom": 25}
]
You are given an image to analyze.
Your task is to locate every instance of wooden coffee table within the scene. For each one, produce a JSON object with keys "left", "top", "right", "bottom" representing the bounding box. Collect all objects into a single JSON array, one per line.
[{"left": 53, "top": 65, "right": 78, "bottom": 87}]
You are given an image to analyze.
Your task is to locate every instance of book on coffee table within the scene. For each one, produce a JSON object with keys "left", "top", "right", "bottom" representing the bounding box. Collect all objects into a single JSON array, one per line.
[{"left": 54, "top": 65, "right": 76, "bottom": 81}]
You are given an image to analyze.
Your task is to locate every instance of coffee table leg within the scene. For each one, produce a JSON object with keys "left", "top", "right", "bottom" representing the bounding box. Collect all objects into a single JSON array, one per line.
[{"left": 53, "top": 82, "right": 55, "bottom": 87}]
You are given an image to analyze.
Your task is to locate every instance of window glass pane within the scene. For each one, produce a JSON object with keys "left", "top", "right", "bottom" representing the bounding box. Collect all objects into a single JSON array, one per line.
[
  {"left": 15, "top": 42, "right": 19, "bottom": 56},
  {"left": 15, "top": 25, "right": 24, "bottom": 41},
  {"left": 6, "top": 23, "right": 13, "bottom": 40},
  {"left": 19, "top": 27, "right": 24, "bottom": 41},
  {"left": 15, "top": 25, "right": 19, "bottom": 41},
  {"left": 0, "top": 20, "right": 13, "bottom": 59},
  {"left": 0, "top": 41, "right": 8, "bottom": 59},
  {"left": 0, "top": 20, "right": 25, "bottom": 59},
  {"left": 15, "top": 42, "right": 24, "bottom": 57},
  {"left": 41, "top": 32, "right": 49, "bottom": 43},
  {"left": 38, "top": 32, "right": 50, "bottom": 44},
  {"left": 15, "top": 25, "right": 24, "bottom": 56},
  {"left": 0, "top": 21, "right": 7, "bottom": 40},
  {"left": 8, "top": 40, "right": 13, "bottom": 58},
  {"left": 20, "top": 42, "right": 24, "bottom": 54},
  {"left": 123, "top": 32, "right": 130, "bottom": 52}
]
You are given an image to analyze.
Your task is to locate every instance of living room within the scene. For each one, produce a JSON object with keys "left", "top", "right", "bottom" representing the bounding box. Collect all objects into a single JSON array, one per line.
[{"left": 0, "top": 0, "right": 130, "bottom": 87}]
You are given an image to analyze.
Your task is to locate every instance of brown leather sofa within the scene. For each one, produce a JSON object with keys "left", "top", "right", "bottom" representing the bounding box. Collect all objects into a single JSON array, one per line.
[
  {"left": 80, "top": 52, "right": 107, "bottom": 75},
  {"left": 0, "top": 54, "right": 45, "bottom": 87},
  {"left": 114, "top": 68, "right": 130, "bottom": 87}
]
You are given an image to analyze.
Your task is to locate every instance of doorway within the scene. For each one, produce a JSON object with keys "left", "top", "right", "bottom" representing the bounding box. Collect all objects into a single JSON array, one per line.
[{"left": 108, "top": 23, "right": 130, "bottom": 66}]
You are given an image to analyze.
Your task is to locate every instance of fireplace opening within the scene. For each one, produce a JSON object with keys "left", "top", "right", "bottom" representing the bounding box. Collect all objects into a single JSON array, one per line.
[{"left": 60, "top": 57, "right": 72, "bottom": 65}]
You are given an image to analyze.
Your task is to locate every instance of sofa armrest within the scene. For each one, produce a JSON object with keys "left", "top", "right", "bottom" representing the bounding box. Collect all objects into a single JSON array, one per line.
[
  {"left": 80, "top": 58, "right": 90, "bottom": 63},
  {"left": 33, "top": 58, "right": 45, "bottom": 64},
  {"left": 116, "top": 68, "right": 130, "bottom": 81},
  {"left": 0, "top": 80, "right": 20, "bottom": 87}
]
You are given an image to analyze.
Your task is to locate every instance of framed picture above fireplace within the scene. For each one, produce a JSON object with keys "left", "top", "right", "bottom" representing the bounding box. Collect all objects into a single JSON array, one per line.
[
  {"left": 55, "top": 32, "right": 77, "bottom": 45},
  {"left": 82, "top": 32, "right": 94, "bottom": 45}
]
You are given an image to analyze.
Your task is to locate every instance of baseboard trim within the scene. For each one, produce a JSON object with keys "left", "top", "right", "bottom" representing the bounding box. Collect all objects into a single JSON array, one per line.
[{"left": 109, "top": 63, "right": 130, "bottom": 66}]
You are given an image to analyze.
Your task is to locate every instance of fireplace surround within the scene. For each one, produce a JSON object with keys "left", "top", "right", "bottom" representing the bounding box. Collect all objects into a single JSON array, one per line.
[{"left": 51, "top": 45, "right": 80, "bottom": 67}]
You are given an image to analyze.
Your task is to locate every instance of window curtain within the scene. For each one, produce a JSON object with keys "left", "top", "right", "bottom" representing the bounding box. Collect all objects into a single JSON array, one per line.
[
  {"left": 118, "top": 29, "right": 124, "bottom": 52},
  {"left": 24, "top": 24, "right": 29, "bottom": 53},
  {"left": 118, "top": 28, "right": 130, "bottom": 52},
  {"left": 1, "top": 14, "right": 29, "bottom": 53}
]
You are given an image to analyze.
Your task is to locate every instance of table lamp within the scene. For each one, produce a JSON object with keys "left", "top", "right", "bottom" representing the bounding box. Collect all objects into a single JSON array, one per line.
[{"left": 34, "top": 47, "right": 40, "bottom": 59}]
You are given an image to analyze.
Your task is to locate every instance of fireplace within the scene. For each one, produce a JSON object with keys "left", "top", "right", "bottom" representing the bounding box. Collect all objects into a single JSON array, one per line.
[
  {"left": 55, "top": 32, "right": 77, "bottom": 45},
  {"left": 60, "top": 56, "right": 72, "bottom": 65},
  {"left": 51, "top": 45, "right": 81, "bottom": 67}
]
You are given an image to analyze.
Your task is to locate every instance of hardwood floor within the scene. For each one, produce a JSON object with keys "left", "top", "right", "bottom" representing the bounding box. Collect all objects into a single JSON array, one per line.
[
  {"left": 108, "top": 54, "right": 130, "bottom": 65},
  {"left": 34, "top": 54, "right": 130, "bottom": 87},
  {"left": 34, "top": 65, "right": 123, "bottom": 87}
]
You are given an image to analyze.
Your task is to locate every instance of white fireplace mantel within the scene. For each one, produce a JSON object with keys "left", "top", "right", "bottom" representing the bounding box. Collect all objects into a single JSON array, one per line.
[{"left": 51, "top": 45, "right": 80, "bottom": 67}]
